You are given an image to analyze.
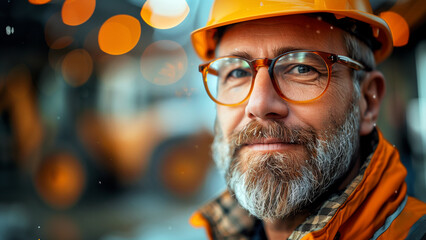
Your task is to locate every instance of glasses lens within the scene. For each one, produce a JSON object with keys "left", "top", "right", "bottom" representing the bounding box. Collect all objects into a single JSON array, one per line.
[
  {"left": 205, "top": 57, "right": 253, "bottom": 105},
  {"left": 273, "top": 52, "right": 329, "bottom": 102}
]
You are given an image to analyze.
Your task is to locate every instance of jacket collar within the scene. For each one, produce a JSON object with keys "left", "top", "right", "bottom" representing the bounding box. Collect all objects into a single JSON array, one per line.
[{"left": 192, "top": 128, "right": 407, "bottom": 239}]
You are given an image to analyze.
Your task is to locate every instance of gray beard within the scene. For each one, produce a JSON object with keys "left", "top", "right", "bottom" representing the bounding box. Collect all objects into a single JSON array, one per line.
[{"left": 212, "top": 102, "right": 360, "bottom": 220}]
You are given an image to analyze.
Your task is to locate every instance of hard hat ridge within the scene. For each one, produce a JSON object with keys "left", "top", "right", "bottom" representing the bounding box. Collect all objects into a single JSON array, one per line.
[
  {"left": 191, "top": 0, "right": 403, "bottom": 63},
  {"left": 316, "top": 13, "right": 382, "bottom": 51}
]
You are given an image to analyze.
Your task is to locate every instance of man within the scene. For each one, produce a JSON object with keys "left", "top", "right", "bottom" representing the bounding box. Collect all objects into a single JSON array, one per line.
[{"left": 189, "top": 0, "right": 426, "bottom": 239}]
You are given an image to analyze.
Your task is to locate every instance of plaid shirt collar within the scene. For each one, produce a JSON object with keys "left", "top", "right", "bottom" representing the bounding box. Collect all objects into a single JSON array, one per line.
[{"left": 198, "top": 130, "right": 379, "bottom": 239}]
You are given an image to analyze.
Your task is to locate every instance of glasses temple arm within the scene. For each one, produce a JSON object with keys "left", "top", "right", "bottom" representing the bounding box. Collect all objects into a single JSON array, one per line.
[
  {"left": 336, "top": 55, "right": 371, "bottom": 71},
  {"left": 199, "top": 64, "right": 219, "bottom": 76}
]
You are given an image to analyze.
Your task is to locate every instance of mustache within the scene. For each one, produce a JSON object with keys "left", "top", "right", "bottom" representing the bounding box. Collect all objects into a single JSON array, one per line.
[{"left": 229, "top": 120, "right": 317, "bottom": 150}]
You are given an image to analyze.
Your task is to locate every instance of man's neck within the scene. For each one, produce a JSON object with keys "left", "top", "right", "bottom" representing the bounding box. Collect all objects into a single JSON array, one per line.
[
  {"left": 263, "top": 155, "right": 362, "bottom": 240},
  {"left": 263, "top": 213, "right": 310, "bottom": 240}
]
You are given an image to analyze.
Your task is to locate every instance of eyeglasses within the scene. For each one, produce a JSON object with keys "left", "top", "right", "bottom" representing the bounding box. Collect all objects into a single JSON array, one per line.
[{"left": 199, "top": 50, "right": 367, "bottom": 106}]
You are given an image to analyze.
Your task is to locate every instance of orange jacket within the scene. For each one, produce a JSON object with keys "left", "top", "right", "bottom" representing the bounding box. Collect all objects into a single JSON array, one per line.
[{"left": 190, "top": 130, "right": 426, "bottom": 239}]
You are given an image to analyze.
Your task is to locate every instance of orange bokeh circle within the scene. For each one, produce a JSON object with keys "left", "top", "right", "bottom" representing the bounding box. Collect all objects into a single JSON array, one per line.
[
  {"left": 141, "top": 40, "right": 187, "bottom": 85},
  {"left": 61, "top": 0, "right": 96, "bottom": 26},
  {"left": 141, "top": 0, "right": 190, "bottom": 29},
  {"left": 35, "top": 152, "right": 86, "bottom": 209},
  {"left": 61, "top": 49, "right": 93, "bottom": 87},
  {"left": 28, "top": 0, "right": 51, "bottom": 5},
  {"left": 98, "top": 15, "right": 141, "bottom": 55},
  {"left": 141, "top": 0, "right": 189, "bottom": 29}
]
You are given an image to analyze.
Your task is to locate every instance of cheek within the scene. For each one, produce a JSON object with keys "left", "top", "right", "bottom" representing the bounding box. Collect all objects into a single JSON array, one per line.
[
  {"left": 217, "top": 106, "right": 245, "bottom": 139},
  {"left": 292, "top": 105, "right": 334, "bottom": 130},
  {"left": 292, "top": 83, "right": 353, "bottom": 129},
  {"left": 322, "top": 75, "right": 354, "bottom": 120}
]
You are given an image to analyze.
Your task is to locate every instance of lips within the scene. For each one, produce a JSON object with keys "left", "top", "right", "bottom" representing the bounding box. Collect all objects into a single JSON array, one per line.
[
  {"left": 246, "top": 137, "right": 298, "bottom": 145},
  {"left": 244, "top": 137, "right": 300, "bottom": 151},
  {"left": 231, "top": 120, "right": 315, "bottom": 152}
]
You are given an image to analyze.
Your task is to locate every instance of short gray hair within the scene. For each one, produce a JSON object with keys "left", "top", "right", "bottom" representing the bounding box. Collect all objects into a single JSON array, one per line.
[{"left": 343, "top": 31, "right": 376, "bottom": 99}]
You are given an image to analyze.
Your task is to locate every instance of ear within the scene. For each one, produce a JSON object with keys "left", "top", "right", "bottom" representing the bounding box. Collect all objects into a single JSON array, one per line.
[{"left": 359, "top": 70, "right": 386, "bottom": 136}]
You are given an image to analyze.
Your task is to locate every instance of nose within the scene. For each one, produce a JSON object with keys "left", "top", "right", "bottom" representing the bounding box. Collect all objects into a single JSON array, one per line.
[{"left": 245, "top": 67, "right": 289, "bottom": 120}]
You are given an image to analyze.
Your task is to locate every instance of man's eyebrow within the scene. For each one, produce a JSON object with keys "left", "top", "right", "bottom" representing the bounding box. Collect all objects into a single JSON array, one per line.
[
  {"left": 272, "top": 46, "right": 302, "bottom": 57},
  {"left": 222, "top": 47, "right": 303, "bottom": 59},
  {"left": 223, "top": 50, "right": 252, "bottom": 60}
]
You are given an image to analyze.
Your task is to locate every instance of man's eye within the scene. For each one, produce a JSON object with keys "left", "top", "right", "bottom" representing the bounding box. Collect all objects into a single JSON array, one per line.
[
  {"left": 288, "top": 64, "right": 316, "bottom": 74},
  {"left": 227, "top": 69, "right": 251, "bottom": 79}
]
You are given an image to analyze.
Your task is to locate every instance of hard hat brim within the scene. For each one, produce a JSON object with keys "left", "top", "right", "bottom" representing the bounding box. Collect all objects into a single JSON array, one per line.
[{"left": 191, "top": 9, "right": 393, "bottom": 63}]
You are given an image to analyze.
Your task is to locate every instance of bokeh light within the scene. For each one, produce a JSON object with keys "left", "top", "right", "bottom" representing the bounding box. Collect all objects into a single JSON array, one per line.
[
  {"left": 141, "top": 0, "right": 189, "bottom": 29},
  {"left": 77, "top": 111, "right": 164, "bottom": 185},
  {"left": 161, "top": 149, "right": 204, "bottom": 197},
  {"left": 140, "top": 40, "right": 187, "bottom": 85},
  {"left": 50, "top": 36, "right": 74, "bottom": 50},
  {"left": 35, "top": 152, "right": 86, "bottom": 209},
  {"left": 45, "top": 13, "right": 75, "bottom": 49},
  {"left": 61, "top": 49, "right": 93, "bottom": 87},
  {"left": 4, "top": 65, "right": 43, "bottom": 164},
  {"left": 158, "top": 132, "right": 213, "bottom": 198},
  {"left": 96, "top": 55, "right": 147, "bottom": 117},
  {"left": 44, "top": 215, "right": 82, "bottom": 240},
  {"left": 28, "top": 0, "right": 51, "bottom": 5},
  {"left": 5, "top": 65, "right": 32, "bottom": 100},
  {"left": 98, "top": 14, "right": 141, "bottom": 55},
  {"left": 61, "top": 0, "right": 96, "bottom": 26}
]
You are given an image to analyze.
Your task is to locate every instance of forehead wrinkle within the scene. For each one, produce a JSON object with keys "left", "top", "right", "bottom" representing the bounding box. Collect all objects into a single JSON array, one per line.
[
  {"left": 217, "top": 15, "right": 348, "bottom": 60},
  {"left": 272, "top": 46, "right": 304, "bottom": 57},
  {"left": 226, "top": 47, "right": 307, "bottom": 60},
  {"left": 224, "top": 50, "right": 253, "bottom": 60}
]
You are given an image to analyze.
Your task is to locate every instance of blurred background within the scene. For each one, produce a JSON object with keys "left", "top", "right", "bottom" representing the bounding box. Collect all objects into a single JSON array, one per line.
[{"left": 0, "top": 0, "right": 425, "bottom": 239}]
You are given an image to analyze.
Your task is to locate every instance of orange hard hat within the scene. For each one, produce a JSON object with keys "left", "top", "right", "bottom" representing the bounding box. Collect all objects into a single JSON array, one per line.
[{"left": 191, "top": 0, "right": 409, "bottom": 63}]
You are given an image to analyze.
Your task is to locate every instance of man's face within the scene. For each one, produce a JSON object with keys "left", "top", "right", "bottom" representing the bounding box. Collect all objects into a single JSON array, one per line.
[{"left": 212, "top": 15, "right": 362, "bottom": 219}]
